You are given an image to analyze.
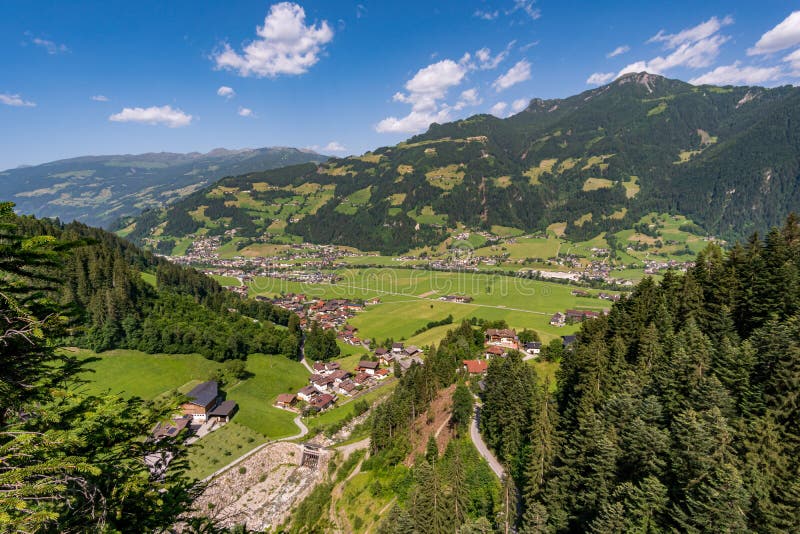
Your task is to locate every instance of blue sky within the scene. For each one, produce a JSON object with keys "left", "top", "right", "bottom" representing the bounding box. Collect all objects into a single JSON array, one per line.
[{"left": 2, "top": 1, "right": 799, "bottom": 170}]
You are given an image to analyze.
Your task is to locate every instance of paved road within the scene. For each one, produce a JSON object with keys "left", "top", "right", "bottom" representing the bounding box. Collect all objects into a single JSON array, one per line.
[
  {"left": 470, "top": 404, "right": 504, "bottom": 479},
  {"left": 284, "top": 415, "right": 309, "bottom": 441}
]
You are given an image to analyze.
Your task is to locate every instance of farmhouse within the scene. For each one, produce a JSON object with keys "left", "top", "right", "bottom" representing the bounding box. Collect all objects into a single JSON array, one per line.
[
  {"left": 336, "top": 380, "right": 358, "bottom": 396},
  {"left": 485, "top": 328, "right": 519, "bottom": 349},
  {"left": 152, "top": 415, "right": 192, "bottom": 441},
  {"left": 404, "top": 345, "right": 422, "bottom": 357},
  {"left": 550, "top": 312, "right": 566, "bottom": 327},
  {"left": 181, "top": 381, "right": 220, "bottom": 421},
  {"left": 484, "top": 346, "right": 506, "bottom": 358},
  {"left": 357, "top": 360, "right": 380, "bottom": 375},
  {"left": 565, "top": 309, "right": 600, "bottom": 323},
  {"left": 298, "top": 385, "right": 318, "bottom": 402},
  {"left": 309, "top": 393, "right": 336, "bottom": 411},
  {"left": 396, "top": 354, "right": 424, "bottom": 371},
  {"left": 439, "top": 294, "right": 473, "bottom": 303},
  {"left": 208, "top": 400, "right": 238, "bottom": 423},
  {"left": 391, "top": 342, "right": 405, "bottom": 353},
  {"left": 312, "top": 361, "right": 341, "bottom": 375},
  {"left": 463, "top": 359, "right": 489, "bottom": 374},
  {"left": 275, "top": 393, "right": 297, "bottom": 408},
  {"left": 524, "top": 341, "right": 542, "bottom": 356}
]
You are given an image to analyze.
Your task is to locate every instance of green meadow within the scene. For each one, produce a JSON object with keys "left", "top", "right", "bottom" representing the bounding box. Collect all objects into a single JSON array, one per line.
[
  {"left": 72, "top": 348, "right": 310, "bottom": 479},
  {"left": 249, "top": 268, "right": 604, "bottom": 344}
]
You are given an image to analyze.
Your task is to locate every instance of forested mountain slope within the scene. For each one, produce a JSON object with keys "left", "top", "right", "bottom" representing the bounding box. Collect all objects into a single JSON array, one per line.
[
  {"left": 1, "top": 147, "right": 326, "bottom": 228},
  {"left": 352, "top": 217, "right": 800, "bottom": 533},
  {"left": 129, "top": 73, "right": 800, "bottom": 254},
  {"left": 12, "top": 206, "right": 300, "bottom": 360},
  {"left": 478, "top": 216, "right": 800, "bottom": 532}
]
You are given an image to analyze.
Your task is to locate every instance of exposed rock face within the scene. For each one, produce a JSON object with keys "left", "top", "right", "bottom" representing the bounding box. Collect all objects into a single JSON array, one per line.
[{"left": 193, "top": 442, "right": 329, "bottom": 531}]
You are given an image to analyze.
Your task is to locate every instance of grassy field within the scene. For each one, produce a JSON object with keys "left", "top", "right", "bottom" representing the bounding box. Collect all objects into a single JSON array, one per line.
[
  {"left": 250, "top": 268, "right": 597, "bottom": 342},
  {"left": 305, "top": 381, "right": 397, "bottom": 435},
  {"left": 73, "top": 349, "right": 223, "bottom": 399},
  {"left": 73, "top": 348, "right": 310, "bottom": 479},
  {"left": 225, "top": 354, "right": 309, "bottom": 437},
  {"left": 211, "top": 274, "right": 241, "bottom": 287},
  {"left": 333, "top": 341, "right": 371, "bottom": 371},
  {"left": 185, "top": 422, "right": 264, "bottom": 480},
  {"left": 140, "top": 272, "right": 157, "bottom": 287}
]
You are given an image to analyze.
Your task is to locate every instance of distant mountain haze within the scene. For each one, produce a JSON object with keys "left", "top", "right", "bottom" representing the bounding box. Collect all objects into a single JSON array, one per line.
[{"left": 0, "top": 147, "right": 328, "bottom": 228}]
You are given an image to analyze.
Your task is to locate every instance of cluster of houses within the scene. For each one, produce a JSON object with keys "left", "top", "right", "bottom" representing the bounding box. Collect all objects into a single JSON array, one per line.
[
  {"left": 275, "top": 359, "right": 390, "bottom": 414},
  {"left": 373, "top": 342, "right": 425, "bottom": 371},
  {"left": 549, "top": 309, "right": 605, "bottom": 327},
  {"left": 259, "top": 293, "right": 378, "bottom": 331},
  {"left": 550, "top": 308, "right": 618, "bottom": 326},
  {"left": 643, "top": 259, "right": 695, "bottom": 275},
  {"left": 152, "top": 380, "right": 238, "bottom": 441},
  {"left": 462, "top": 327, "right": 543, "bottom": 375}
]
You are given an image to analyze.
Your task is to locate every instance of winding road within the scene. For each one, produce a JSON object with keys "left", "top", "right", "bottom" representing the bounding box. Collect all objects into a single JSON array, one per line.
[{"left": 470, "top": 403, "right": 505, "bottom": 479}]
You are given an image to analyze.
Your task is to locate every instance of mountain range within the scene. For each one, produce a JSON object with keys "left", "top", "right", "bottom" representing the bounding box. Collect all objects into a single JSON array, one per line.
[
  {"left": 121, "top": 73, "right": 800, "bottom": 255},
  {"left": 1, "top": 147, "right": 327, "bottom": 228}
]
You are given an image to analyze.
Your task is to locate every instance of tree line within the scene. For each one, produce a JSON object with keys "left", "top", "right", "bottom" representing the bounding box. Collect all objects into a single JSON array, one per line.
[
  {"left": 14, "top": 212, "right": 300, "bottom": 361},
  {"left": 480, "top": 215, "right": 800, "bottom": 532}
]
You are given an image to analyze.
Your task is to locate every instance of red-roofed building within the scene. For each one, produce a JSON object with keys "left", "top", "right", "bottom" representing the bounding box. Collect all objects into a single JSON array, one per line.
[
  {"left": 463, "top": 359, "right": 489, "bottom": 374},
  {"left": 484, "top": 346, "right": 506, "bottom": 358}
]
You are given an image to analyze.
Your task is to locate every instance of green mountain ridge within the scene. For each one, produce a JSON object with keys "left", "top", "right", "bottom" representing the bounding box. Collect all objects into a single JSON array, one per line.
[
  {"left": 1, "top": 146, "right": 327, "bottom": 228},
  {"left": 129, "top": 72, "right": 800, "bottom": 254}
]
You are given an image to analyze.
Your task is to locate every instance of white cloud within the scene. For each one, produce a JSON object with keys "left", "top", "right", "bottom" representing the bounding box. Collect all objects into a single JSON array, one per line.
[
  {"left": 0, "top": 93, "right": 36, "bottom": 107},
  {"left": 648, "top": 15, "right": 733, "bottom": 49},
  {"left": 607, "top": 45, "right": 630, "bottom": 58},
  {"left": 25, "top": 33, "right": 69, "bottom": 55},
  {"left": 213, "top": 2, "right": 333, "bottom": 78},
  {"left": 619, "top": 16, "right": 733, "bottom": 77},
  {"left": 238, "top": 106, "right": 254, "bottom": 117},
  {"left": 217, "top": 86, "right": 235, "bottom": 98},
  {"left": 91, "top": 95, "right": 109, "bottom": 102},
  {"left": 507, "top": 0, "right": 541, "bottom": 20},
  {"left": 586, "top": 72, "right": 615, "bottom": 85},
  {"left": 323, "top": 141, "right": 347, "bottom": 152},
  {"left": 109, "top": 105, "right": 193, "bottom": 127},
  {"left": 511, "top": 98, "right": 528, "bottom": 112},
  {"left": 454, "top": 88, "right": 482, "bottom": 110},
  {"left": 356, "top": 4, "right": 367, "bottom": 18},
  {"left": 490, "top": 102, "right": 508, "bottom": 117},
  {"left": 748, "top": 11, "right": 800, "bottom": 55},
  {"left": 376, "top": 56, "right": 472, "bottom": 134},
  {"left": 689, "top": 61, "right": 783, "bottom": 85},
  {"left": 784, "top": 48, "right": 800, "bottom": 73},
  {"left": 474, "top": 10, "right": 499, "bottom": 21},
  {"left": 398, "top": 59, "right": 467, "bottom": 111},
  {"left": 474, "top": 44, "right": 512, "bottom": 70},
  {"left": 375, "top": 108, "right": 452, "bottom": 134},
  {"left": 492, "top": 60, "right": 531, "bottom": 91}
]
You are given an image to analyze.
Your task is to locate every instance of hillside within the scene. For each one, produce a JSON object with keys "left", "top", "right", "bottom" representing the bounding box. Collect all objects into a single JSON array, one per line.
[
  {"left": 12, "top": 207, "right": 300, "bottom": 360},
  {"left": 1, "top": 147, "right": 327, "bottom": 228},
  {"left": 127, "top": 73, "right": 800, "bottom": 255}
]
